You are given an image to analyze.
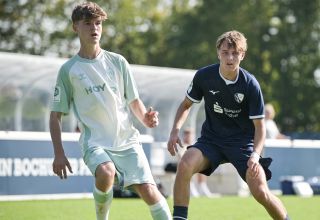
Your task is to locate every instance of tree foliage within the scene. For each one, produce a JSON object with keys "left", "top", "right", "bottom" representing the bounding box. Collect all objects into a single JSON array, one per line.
[
  {"left": 0, "top": 0, "right": 319, "bottom": 134},
  {"left": 265, "top": 0, "right": 320, "bottom": 133}
]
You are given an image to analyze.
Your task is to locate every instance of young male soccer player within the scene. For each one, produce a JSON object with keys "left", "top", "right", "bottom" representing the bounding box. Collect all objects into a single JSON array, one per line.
[
  {"left": 49, "top": 2, "right": 170, "bottom": 220},
  {"left": 167, "top": 30, "right": 290, "bottom": 220}
]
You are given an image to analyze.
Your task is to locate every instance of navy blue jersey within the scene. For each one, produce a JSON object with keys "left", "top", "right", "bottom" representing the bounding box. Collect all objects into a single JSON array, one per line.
[{"left": 187, "top": 64, "right": 264, "bottom": 146}]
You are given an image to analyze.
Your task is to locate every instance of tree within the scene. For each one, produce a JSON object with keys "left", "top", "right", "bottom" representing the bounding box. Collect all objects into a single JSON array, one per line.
[
  {"left": 98, "top": 0, "right": 168, "bottom": 64},
  {"left": 264, "top": 0, "right": 320, "bottom": 133},
  {"left": 0, "top": 0, "right": 80, "bottom": 56}
]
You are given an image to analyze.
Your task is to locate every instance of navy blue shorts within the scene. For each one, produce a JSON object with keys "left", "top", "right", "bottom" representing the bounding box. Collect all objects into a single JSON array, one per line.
[{"left": 190, "top": 141, "right": 272, "bottom": 182}]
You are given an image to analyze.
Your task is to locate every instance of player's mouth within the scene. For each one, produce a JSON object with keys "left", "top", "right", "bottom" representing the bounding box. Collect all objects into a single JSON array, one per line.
[{"left": 91, "top": 33, "right": 99, "bottom": 38}]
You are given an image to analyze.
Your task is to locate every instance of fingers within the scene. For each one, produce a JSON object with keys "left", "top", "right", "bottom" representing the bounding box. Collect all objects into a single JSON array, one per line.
[
  {"left": 62, "top": 167, "right": 67, "bottom": 179},
  {"left": 167, "top": 141, "right": 176, "bottom": 156},
  {"left": 62, "top": 161, "right": 73, "bottom": 179},
  {"left": 177, "top": 138, "right": 183, "bottom": 148},
  {"left": 147, "top": 106, "right": 159, "bottom": 116},
  {"left": 53, "top": 166, "right": 64, "bottom": 179},
  {"left": 248, "top": 160, "right": 260, "bottom": 179},
  {"left": 55, "top": 167, "right": 68, "bottom": 179},
  {"left": 250, "top": 165, "right": 259, "bottom": 178},
  {"left": 168, "top": 146, "right": 176, "bottom": 156},
  {"left": 67, "top": 162, "right": 73, "bottom": 174},
  {"left": 146, "top": 106, "right": 159, "bottom": 127},
  {"left": 167, "top": 136, "right": 184, "bottom": 156},
  {"left": 53, "top": 159, "right": 72, "bottom": 179}
]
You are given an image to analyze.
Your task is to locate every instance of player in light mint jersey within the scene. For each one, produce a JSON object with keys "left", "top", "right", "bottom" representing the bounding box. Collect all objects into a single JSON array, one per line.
[
  {"left": 49, "top": 2, "right": 170, "bottom": 220},
  {"left": 52, "top": 50, "right": 141, "bottom": 153}
]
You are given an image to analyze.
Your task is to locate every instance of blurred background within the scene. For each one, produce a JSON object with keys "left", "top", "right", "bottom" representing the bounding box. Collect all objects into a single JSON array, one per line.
[{"left": 0, "top": 0, "right": 320, "bottom": 198}]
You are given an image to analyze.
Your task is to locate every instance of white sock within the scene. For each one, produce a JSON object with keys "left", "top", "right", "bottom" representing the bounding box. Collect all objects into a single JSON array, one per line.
[
  {"left": 93, "top": 186, "right": 113, "bottom": 220},
  {"left": 149, "top": 197, "right": 171, "bottom": 220}
]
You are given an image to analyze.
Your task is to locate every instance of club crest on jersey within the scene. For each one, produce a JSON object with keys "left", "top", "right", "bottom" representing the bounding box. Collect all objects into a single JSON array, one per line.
[
  {"left": 53, "top": 86, "right": 61, "bottom": 102},
  {"left": 234, "top": 93, "right": 244, "bottom": 103},
  {"left": 78, "top": 73, "right": 86, "bottom": 80}
]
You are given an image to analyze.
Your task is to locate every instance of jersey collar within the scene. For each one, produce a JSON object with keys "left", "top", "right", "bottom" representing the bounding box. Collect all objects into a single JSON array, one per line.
[{"left": 219, "top": 67, "right": 239, "bottom": 85}]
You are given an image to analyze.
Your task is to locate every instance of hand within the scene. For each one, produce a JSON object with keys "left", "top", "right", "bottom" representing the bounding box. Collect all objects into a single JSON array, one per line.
[
  {"left": 167, "top": 131, "right": 183, "bottom": 156},
  {"left": 144, "top": 107, "right": 159, "bottom": 128},
  {"left": 247, "top": 156, "right": 260, "bottom": 179},
  {"left": 52, "top": 155, "right": 73, "bottom": 179}
]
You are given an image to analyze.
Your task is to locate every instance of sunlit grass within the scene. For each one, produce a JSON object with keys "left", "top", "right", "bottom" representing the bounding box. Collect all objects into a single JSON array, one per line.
[{"left": 0, "top": 196, "right": 319, "bottom": 220}]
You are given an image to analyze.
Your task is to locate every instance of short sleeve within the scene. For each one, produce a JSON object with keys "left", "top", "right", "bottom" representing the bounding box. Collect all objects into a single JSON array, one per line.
[
  {"left": 119, "top": 56, "right": 139, "bottom": 104},
  {"left": 248, "top": 77, "right": 264, "bottom": 119},
  {"left": 50, "top": 66, "right": 73, "bottom": 114},
  {"left": 186, "top": 71, "right": 203, "bottom": 103}
]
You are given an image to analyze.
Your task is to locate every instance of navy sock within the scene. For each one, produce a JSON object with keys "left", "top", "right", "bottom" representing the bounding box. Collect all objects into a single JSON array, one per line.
[{"left": 173, "top": 206, "right": 188, "bottom": 220}]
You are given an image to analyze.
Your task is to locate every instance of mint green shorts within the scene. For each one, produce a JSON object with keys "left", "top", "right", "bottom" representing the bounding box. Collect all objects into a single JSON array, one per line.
[{"left": 83, "top": 144, "right": 156, "bottom": 189}]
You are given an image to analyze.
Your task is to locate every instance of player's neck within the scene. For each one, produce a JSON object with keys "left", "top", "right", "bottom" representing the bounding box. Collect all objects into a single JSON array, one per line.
[
  {"left": 78, "top": 45, "right": 101, "bottom": 60},
  {"left": 219, "top": 67, "right": 239, "bottom": 81}
]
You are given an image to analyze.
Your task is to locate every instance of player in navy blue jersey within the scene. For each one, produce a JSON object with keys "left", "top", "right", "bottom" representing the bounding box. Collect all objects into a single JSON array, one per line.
[{"left": 167, "top": 30, "right": 290, "bottom": 220}]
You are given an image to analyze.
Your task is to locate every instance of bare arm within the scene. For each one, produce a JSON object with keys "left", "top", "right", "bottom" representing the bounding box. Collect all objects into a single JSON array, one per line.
[
  {"left": 167, "top": 97, "right": 194, "bottom": 156},
  {"left": 247, "top": 118, "right": 266, "bottom": 177},
  {"left": 129, "top": 98, "right": 159, "bottom": 128},
  {"left": 49, "top": 111, "right": 72, "bottom": 179},
  {"left": 252, "top": 118, "right": 266, "bottom": 155}
]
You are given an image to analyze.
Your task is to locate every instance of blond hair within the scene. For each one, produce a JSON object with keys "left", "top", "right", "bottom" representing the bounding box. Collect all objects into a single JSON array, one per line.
[
  {"left": 72, "top": 2, "right": 107, "bottom": 23},
  {"left": 216, "top": 30, "right": 247, "bottom": 52}
]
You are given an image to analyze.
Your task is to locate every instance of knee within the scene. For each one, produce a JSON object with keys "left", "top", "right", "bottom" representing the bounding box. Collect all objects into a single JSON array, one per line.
[
  {"left": 136, "top": 183, "right": 160, "bottom": 203},
  {"left": 95, "top": 163, "right": 116, "bottom": 185},
  {"left": 176, "top": 158, "right": 194, "bottom": 178},
  {"left": 140, "top": 183, "right": 157, "bottom": 196}
]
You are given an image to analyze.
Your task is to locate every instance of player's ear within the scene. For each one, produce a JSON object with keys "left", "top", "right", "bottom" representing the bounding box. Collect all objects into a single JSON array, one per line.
[
  {"left": 72, "top": 22, "right": 78, "bottom": 33},
  {"left": 240, "top": 52, "right": 246, "bottom": 60}
]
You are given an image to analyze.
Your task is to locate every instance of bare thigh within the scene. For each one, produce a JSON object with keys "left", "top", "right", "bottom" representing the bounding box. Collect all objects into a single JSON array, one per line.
[{"left": 179, "top": 147, "right": 211, "bottom": 175}]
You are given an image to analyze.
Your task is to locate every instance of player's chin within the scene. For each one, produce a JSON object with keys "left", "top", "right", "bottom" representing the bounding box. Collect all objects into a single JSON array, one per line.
[{"left": 149, "top": 122, "right": 159, "bottom": 128}]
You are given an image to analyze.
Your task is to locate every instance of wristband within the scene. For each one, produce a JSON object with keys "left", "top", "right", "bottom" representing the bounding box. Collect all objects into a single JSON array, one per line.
[{"left": 251, "top": 151, "right": 260, "bottom": 161}]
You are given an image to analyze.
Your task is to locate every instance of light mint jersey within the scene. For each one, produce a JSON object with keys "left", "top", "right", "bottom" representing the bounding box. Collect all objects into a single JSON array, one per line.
[{"left": 51, "top": 50, "right": 140, "bottom": 152}]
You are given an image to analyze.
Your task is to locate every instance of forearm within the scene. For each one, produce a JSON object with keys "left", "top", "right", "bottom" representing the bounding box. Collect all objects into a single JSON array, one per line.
[
  {"left": 129, "top": 99, "right": 147, "bottom": 126},
  {"left": 253, "top": 131, "right": 265, "bottom": 156},
  {"left": 252, "top": 119, "right": 266, "bottom": 156},
  {"left": 167, "top": 98, "right": 193, "bottom": 156},
  {"left": 170, "top": 98, "right": 192, "bottom": 135},
  {"left": 49, "top": 112, "right": 65, "bottom": 157}
]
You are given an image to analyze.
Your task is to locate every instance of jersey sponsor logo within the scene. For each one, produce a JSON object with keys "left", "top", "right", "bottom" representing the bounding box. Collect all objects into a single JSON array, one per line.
[
  {"left": 53, "top": 86, "right": 61, "bottom": 102},
  {"left": 234, "top": 93, "right": 244, "bottom": 103},
  {"left": 85, "top": 83, "right": 106, "bottom": 94},
  {"left": 209, "top": 90, "right": 220, "bottom": 95},
  {"left": 213, "top": 102, "right": 223, "bottom": 113},
  {"left": 224, "top": 108, "right": 241, "bottom": 118}
]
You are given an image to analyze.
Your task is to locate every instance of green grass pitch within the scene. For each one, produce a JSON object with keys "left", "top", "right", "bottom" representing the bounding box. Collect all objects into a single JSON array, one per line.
[{"left": 0, "top": 196, "right": 319, "bottom": 219}]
